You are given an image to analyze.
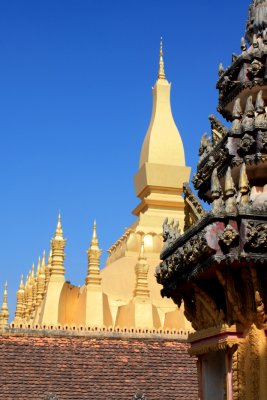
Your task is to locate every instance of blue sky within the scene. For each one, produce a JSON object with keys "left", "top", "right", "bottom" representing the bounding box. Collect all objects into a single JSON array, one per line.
[{"left": 0, "top": 0, "right": 251, "bottom": 317}]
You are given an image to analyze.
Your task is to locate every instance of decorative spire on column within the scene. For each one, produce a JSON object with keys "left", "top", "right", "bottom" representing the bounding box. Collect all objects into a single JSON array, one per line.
[
  {"left": 45, "top": 249, "right": 52, "bottom": 290},
  {"left": 86, "top": 220, "right": 102, "bottom": 286},
  {"left": 50, "top": 213, "right": 66, "bottom": 278},
  {"left": 0, "top": 282, "right": 9, "bottom": 329},
  {"left": 31, "top": 263, "right": 37, "bottom": 313},
  {"left": 158, "top": 37, "right": 166, "bottom": 80},
  {"left": 37, "top": 251, "right": 46, "bottom": 305},
  {"left": 14, "top": 275, "right": 25, "bottom": 324},
  {"left": 26, "top": 267, "right": 34, "bottom": 318},
  {"left": 134, "top": 238, "right": 150, "bottom": 299}
]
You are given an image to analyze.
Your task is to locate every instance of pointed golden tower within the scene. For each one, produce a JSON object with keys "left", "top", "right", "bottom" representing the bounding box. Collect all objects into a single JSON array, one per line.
[
  {"left": 0, "top": 282, "right": 9, "bottom": 329},
  {"left": 26, "top": 267, "right": 34, "bottom": 319},
  {"left": 13, "top": 275, "right": 25, "bottom": 325},
  {"left": 85, "top": 221, "right": 112, "bottom": 327},
  {"left": 40, "top": 213, "right": 67, "bottom": 326},
  {"left": 115, "top": 237, "right": 161, "bottom": 329},
  {"left": 50, "top": 213, "right": 66, "bottom": 279},
  {"left": 86, "top": 221, "right": 102, "bottom": 286},
  {"left": 31, "top": 260, "right": 38, "bottom": 312},
  {"left": 45, "top": 249, "right": 52, "bottom": 290},
  {"left": 102, "top": 40, "right": 192, "bottom": 333},
  {"left": 37, "top": 251, "right": 46, "bottom": 305},
  {"left": 132, "top": 38, "right": 190, "bottom": 236}
]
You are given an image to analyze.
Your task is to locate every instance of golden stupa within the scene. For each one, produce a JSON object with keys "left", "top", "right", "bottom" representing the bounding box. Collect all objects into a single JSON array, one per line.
[{"left": 5, "top": 40, "right": 191, "bottom": 332}]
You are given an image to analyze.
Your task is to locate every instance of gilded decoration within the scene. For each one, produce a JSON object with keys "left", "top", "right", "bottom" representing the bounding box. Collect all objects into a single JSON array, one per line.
[
  {"left": 218, "top": 224, "right": 239, "bottom": 248},
  {"left": 246, "top": 221, "right": 267, "bottom": 252}
]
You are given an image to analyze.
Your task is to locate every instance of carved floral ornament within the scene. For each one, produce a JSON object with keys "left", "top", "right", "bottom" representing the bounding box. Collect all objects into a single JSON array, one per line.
[
  {"left": 219, "top": 225, "right": 239, "bottom": 248},
  {"left": 237, "top": 133, "right": 256, "bottom": 154},
  {"left": 246, "top": 221, "right": 267, "bottom": 251},
  {"left": 248, "top": 59, "right": 265, "bottom": 78}
]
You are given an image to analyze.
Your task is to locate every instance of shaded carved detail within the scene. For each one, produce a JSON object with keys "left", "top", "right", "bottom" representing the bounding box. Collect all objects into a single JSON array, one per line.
[
  {"left": 242, "top": 96, "right": 255, "bottom": 132},
  {"left": 216, "top": 270, "right": 246, "bottom": 327},
  {"left": 231, "top": 98, "right": 243, "bottom": 133},
  {"left": 183, "top": 231, "right": 213, "bottom": 266},
  {"left": 198, "top": 133, "right": 212, "bottom": 166},
  {"left": 244, "top": 325, "right": 260, "bottom": 400},
  {"left": 240, "top": 268, "right": 256, "bottom": 325},
  {"left": 218, "top": 224, "right": 239, "bottom": 249},
  {"left": 183, "top": 294, "right": 198, "bottom": 331},
  {"left": 237, "top": 133, "right": 256, "bottom": 155},
  {"left": 193, "top": 284, "right": 225, "bottom": 330},
  {"left": 246, "top": 1, "right": 267, "bottom": 44},
  {"left": 255, "top": 290, "right": 266, "bottom": 327},
  {"left": 209, "top": 114, "right": 227, "bottom": 146},
  {"left": 162, "top": 218, "right": 180, "bottom": 249},
  {"left": 157, "top": 231, "right": 214, "bottom": 285},
  {"left": 250, "top": 266, "right": 267, "bottom": 328},
  {"left": 193, "top": 145, "right": 229, "bottom": 191},
  {"left": 237, "top": 342, "right": 246, "bottom": 400},
  {"left": 211, "top": 168, "right": 224, "bottom": 213},
  {"left": 246, "top": 221, "right": 267, "bottom": 252},
  {"left": 258, "top": 131, "right": 267, "bottom": 152},
  {"left": 248, "top": 59, "right": 265, "bottom": 80},
  {"left": 183, "top": 183, "right": 205, "bottom": 231},
  {"left": 255, "top": 90, "right": 267, "bottom": 129},
  {"left": 237, "top": 163, "right": 250, "bottom": 207},
  {"left": 225, "top": 167, "right": 237, "bottom": 214}
]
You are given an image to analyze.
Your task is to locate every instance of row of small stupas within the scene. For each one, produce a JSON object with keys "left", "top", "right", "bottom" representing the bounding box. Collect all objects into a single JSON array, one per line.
[
  {"left": 157, "top": 1, "right": 267, "bottom": 399},
  {"left": 0, "top": 40, "right": 192, "bottom": 334}
]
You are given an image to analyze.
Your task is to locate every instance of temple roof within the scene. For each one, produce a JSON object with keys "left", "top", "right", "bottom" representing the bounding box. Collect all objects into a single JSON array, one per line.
[{"left": 0, "top": 334, "right": 197, "bottom": 400}]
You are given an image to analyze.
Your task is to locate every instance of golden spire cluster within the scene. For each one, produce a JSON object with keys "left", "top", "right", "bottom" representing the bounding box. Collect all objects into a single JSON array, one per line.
[
  {"left": 158, "top": 37, "right": 166, "bottom": 80},
  {"left": 13, "top": 248, "right": 51, "bottom": 326}
]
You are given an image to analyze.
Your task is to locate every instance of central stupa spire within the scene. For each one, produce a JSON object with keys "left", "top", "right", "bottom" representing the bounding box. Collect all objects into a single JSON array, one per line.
[
  {"left": 132, "top": 39, "right": 191, "bottom": 234},
  {"left": 158, "top": 37, "right": 166, "bottom": 80}
]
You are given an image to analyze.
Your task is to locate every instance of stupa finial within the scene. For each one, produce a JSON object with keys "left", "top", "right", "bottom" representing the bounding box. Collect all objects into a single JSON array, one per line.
[
  {"left": 55, "top": 212, "right": 63, "bottom": 239},
  {"left": 158, "top": 37, "right": 166, "bottom": 80},
  {"left": 91, "top": 220, "right": 99, "bottom": 248}
]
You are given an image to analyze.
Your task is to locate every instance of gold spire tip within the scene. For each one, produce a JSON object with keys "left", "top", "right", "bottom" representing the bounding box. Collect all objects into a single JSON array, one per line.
[
  {"left": 19, "top": 275, "right": 24, "bottom": 290},
  {"left": 42, "top": 250, "right": 46, "bottom": 266},
  {"left": 90, "top": 219, "right": 99, "bottom": 247},
  {"left": 158, "top": 37, "right": 166, "bottom": 80},
  {"left": 55, "top": 211, "right": 63, "bottom": 238}
]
